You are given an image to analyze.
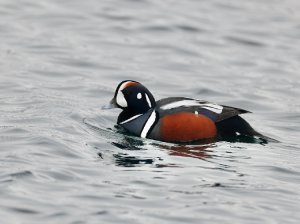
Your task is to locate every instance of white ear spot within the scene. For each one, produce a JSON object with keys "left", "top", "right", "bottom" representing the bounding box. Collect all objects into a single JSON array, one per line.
[
  {"left": 195, "top": 111, "right": 198, "bottom": 115},
  {"left": 137, "top": 93, "right": 142, "bottom": 99}
]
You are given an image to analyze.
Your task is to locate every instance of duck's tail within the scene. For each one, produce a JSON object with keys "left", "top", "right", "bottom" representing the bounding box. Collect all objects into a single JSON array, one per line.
[
  {"left": 215, "top": 116, "right": 280, "bottom": 143},
  {"left": 251, "top": 130, "right": 280, "bottom": 143}
]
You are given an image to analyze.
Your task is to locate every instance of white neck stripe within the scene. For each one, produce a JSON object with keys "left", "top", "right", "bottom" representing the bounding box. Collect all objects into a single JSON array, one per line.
[
  {"left": 120, "top": 114, "right": 143, "bottom": 124},
  {"left": 145, "top": 93, "right": 152, "bottom": 108}
]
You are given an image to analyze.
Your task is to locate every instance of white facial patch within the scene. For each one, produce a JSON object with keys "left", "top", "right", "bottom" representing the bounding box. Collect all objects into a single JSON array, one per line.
[
  {"left": 115, "top": 81, "right": 130, "bottom": 107},
  {"left": 137, "top": 93, "right": 142, "bottom": 99},
  {"left": 145, "top": 93, "right": 152, "bottom": 108},
  {"left": 161, "top": 100, "right": 223, "bottom": 114},
  {"left": 116, "top": 91, "right": 127, "bottom": 107}
]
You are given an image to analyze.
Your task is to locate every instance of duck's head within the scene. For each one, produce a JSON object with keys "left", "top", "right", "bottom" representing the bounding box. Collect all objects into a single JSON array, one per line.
[{"left": 102, "top": 80, "right": 156, "bottom": 116}]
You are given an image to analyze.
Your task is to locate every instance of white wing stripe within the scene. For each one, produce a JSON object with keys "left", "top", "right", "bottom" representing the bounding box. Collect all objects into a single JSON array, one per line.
[
  {"left": 160, "top": 100, "right": 223, "bottom": 114},
  {"left": 141, "top": 110, "right": 156, "bottom": 138},
  {"left": 201, "top": 106, "right": 222, "bottom": 114},
  {"left": 161, "top": 100, "right": 202, "bottom": 110}
]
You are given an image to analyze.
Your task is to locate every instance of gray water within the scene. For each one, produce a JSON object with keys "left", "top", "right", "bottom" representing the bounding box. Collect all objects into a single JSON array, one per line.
[{"left": 1, "top": 0, "right": 300, "bottom": 223}]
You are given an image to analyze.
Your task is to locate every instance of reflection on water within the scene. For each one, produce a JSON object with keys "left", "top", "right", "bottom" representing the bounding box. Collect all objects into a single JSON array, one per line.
[
  {"left": 111, "top": 133, "right": 215, "bottom": 161},
  {"left": 87, "top": 121, "right": 273, "bottom": 167}
]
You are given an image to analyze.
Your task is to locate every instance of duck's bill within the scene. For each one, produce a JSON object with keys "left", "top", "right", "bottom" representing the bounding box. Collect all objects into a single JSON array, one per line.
[{"left": 102, "top": 98, "right": 117, "bottom": 110}]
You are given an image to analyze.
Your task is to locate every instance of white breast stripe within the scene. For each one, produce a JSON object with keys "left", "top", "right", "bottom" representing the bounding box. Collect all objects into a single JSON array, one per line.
[
  {"left": 120, "top": 114, "right": 143, "bottom": 124},
  {"left": 145, "top": 93, "right": 152, "bottom": 108},
  {"left": 140, "top": 110, "right": 156, "bottom": 138},
  {"left": 160, "top": 100, "right": 223, "bottom": 114}
]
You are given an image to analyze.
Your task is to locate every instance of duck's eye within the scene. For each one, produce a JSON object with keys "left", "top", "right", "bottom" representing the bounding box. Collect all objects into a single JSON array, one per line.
[{"left": 124, "top": 92, "right": 131, "bottom": 96}]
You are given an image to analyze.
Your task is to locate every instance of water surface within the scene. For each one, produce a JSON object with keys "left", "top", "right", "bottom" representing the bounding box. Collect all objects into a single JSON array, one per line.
[{"left": 1, "top": 0, "right": 300, "bottom": 223}]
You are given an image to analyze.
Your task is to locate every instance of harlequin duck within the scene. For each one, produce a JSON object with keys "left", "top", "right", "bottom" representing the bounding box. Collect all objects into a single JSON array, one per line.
[{"left": 102, "top": 80, "right": 277, "bottom": 142}]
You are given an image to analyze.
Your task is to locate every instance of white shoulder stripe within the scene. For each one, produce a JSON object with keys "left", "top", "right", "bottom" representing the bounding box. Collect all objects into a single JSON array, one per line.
[
  {"left": 160, "top": 100, "right": 223, "bottom": 114},
  {"left": 140, "top": 110, "right": 156, "bottom": 138},
  {"left": 145, "top": 93, "right": 152, "bottom": 108},
  {"left": 120, "top": 114, "right": 143, "bottom": 124}
]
